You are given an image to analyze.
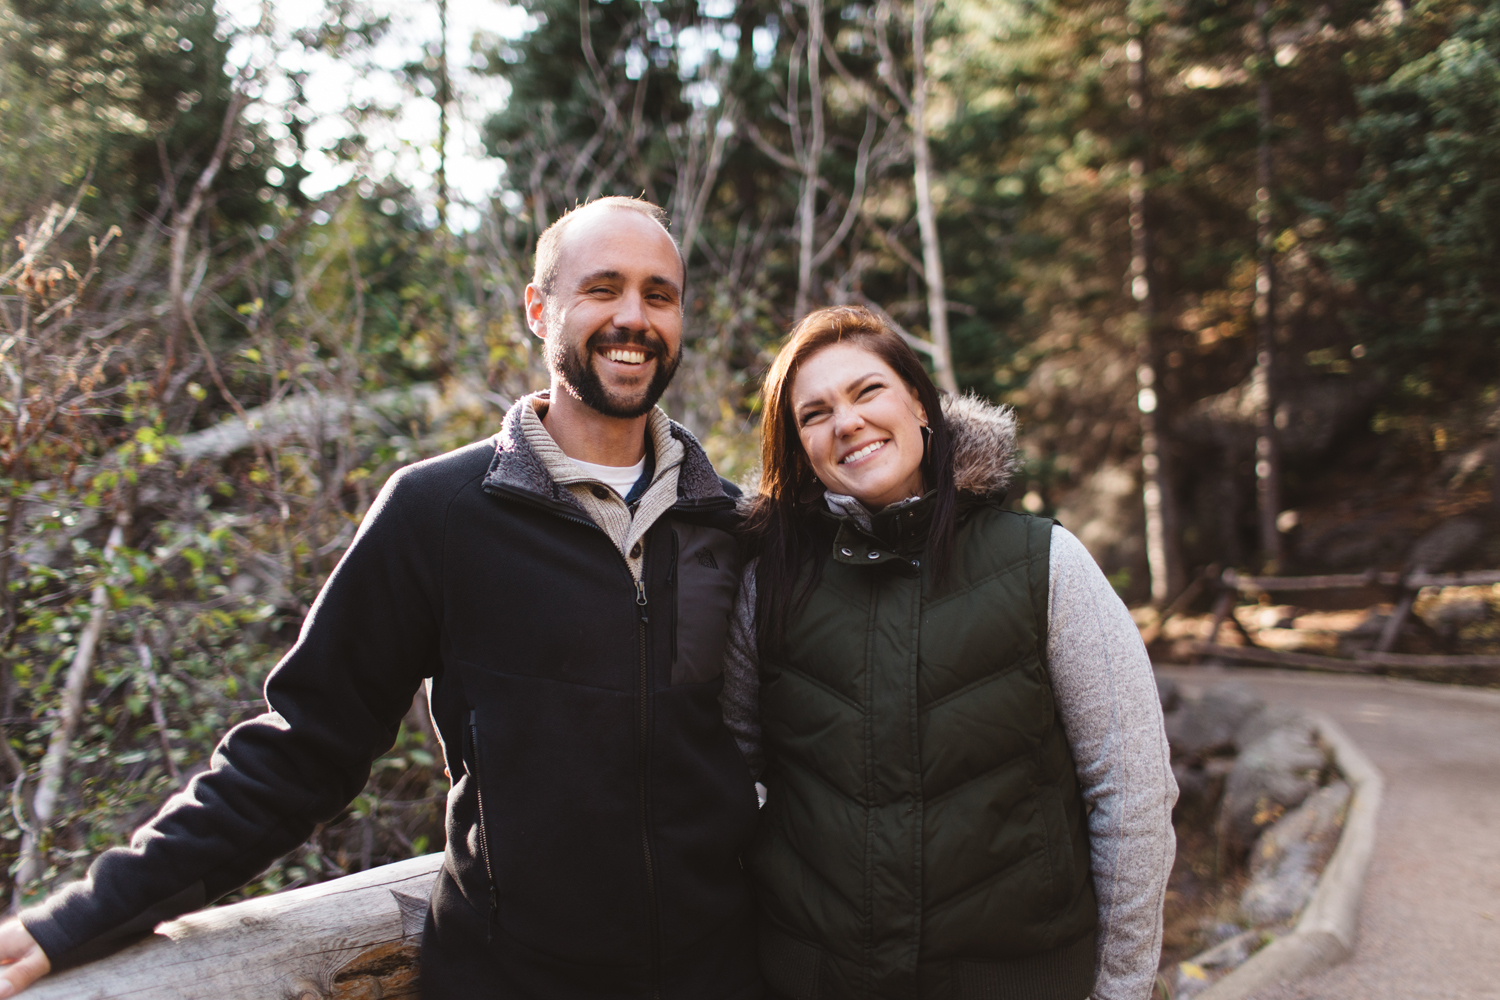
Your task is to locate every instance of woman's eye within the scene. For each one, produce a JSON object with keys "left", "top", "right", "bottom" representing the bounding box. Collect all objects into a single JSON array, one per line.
[
  {"left": 798, "top": 410, "right": 827, "bottom": 427},
  {"left": 857, "top": 383, "right": 883, "bottom": 398}
]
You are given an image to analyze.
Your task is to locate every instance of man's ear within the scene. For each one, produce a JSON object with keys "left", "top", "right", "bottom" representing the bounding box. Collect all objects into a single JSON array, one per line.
[{"left": 524, "top": 283, "right": 548, "bottom": 339}]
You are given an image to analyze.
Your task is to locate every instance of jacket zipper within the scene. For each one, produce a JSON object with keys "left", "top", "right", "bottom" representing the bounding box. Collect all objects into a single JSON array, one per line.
[
  {"left": 467, "top": 710, "right": 500, "bottom": 938},
  {"left": 635, "top": 577, "right": 662, "bottom": 999},
  {"left": 488, "top": 480, "right": 673, "bottom": 992}
]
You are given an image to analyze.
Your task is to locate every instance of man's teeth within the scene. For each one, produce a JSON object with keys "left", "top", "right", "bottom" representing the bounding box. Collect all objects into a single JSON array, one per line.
[
  {"left": 841, "top": 441, "right": 885, "bottom": 464},
  {"left": 603, "top": 348, "right": 648, "bottom": 364}
]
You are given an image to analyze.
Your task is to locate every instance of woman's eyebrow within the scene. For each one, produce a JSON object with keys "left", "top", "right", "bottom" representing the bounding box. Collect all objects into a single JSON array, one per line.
[{"left": 842, "top": 371, "right": 884, "bottom": 393}]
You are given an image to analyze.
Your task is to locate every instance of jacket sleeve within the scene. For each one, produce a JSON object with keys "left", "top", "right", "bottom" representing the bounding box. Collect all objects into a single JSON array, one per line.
[
  {"left": 1044, "top": 526, "right": 1178, "bottom": 1000},
  {"left": 719, "top": 558, "right": 763, "bottom": 778},
  {"left": 19, "top": 464, "right": 449, "bottom": 970}
]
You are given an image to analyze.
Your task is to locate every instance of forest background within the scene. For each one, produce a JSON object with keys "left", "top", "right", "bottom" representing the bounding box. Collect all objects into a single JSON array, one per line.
[{"left": 0, "top": 0, "right": 1496, "bottom": 910}]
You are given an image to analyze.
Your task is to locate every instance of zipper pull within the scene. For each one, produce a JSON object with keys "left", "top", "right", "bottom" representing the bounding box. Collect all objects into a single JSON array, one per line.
[{"left": 635, "top": 579, "right": 648, "bottom": 606}]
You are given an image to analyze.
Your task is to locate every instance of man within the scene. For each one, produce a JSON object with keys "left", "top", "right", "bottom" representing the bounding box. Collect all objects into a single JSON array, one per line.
[{"left": 0, "top": 197, "right": 763, "bottom": 999}]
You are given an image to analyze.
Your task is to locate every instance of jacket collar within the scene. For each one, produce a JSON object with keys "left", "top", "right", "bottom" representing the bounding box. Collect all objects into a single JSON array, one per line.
[{"left": 483, "top": 393, "right": 729, "bottom": 512}]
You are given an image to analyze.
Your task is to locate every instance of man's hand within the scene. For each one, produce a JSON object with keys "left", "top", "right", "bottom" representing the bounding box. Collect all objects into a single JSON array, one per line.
[{"left": 0, "top": 919, "right": 50, "bottom": 997}]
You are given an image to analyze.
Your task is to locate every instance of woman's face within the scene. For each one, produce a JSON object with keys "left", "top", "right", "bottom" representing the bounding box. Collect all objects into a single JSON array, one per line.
[{"left": 789, "top": 341, "right": 929, "bottom": 510}]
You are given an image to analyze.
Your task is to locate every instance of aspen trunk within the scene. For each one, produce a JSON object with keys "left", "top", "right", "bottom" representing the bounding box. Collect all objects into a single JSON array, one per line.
[
  {"left": 1253, "top": 0, "right": 1285, "bottom": 569},
  {"left": 1127, "top": 19, "right": 1184, "bottom": 603},
  {"left": 910, "top": 0, "right": 958, "bottom": 395}
]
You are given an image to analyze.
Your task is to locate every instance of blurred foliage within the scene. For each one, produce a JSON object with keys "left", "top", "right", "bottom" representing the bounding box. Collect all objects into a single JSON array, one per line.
[{"left": 0, "top": 0, "right": 1495, "bottom": 911}]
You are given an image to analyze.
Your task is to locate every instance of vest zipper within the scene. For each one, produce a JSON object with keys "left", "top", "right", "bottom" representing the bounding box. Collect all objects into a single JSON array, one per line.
[
  {"left": 467, "top": 710, "right": 500, "bottom": 939},
  {"left": 634, "top": 578, "right": 662, "bottom": 999}
]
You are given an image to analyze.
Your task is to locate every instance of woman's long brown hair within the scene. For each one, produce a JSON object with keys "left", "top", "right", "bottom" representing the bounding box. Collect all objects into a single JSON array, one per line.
[{"left": 743, "top": 306, "right": 957, "bottom": 656}]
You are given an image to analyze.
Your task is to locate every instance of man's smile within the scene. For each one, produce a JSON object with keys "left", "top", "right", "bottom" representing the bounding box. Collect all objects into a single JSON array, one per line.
[{"left": 601, "top": 347, "right": 650, "bottom": 365}]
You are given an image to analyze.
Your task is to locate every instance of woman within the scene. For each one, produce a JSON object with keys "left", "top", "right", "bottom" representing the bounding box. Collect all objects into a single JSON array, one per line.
[{"left": 722, "top": 306, "right": 1177, "bottom": 1000}]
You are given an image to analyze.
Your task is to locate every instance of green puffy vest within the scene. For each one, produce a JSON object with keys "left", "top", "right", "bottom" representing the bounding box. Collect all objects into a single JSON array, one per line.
[{"left": 748, "top": 498, "right": 1097, "bottom": 1000}]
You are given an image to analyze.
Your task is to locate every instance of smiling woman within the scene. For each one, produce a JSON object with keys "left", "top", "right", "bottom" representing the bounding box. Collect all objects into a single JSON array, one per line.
[{"left": 731, "top": 305, "right": 1178, "bottom": 1000}]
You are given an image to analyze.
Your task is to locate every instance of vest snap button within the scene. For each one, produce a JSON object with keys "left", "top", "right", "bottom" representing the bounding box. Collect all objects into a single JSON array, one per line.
[
  {"left": 911, "top": 558, "right": 921, "bottom": 568},
  {"left": 630, "top": 542, "right": 642, "bottom": 559},
  {"left": 591, "top": 485, "right": 610, "bottom": 500},
  {"left": 840, "top": 547, "right": 853, "bottom": 557},
  {"left": 867, "top": 551, "right": 880, "bottom": 560}
]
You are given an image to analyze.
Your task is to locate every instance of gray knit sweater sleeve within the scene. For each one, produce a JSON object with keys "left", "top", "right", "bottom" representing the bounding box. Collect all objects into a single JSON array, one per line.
[
  {"left": 717, "top": 533, "right": 1177, "bottom": 1000},
  {"left": 1047, "top": 525, "right": 1178, "bottom": 1000}
]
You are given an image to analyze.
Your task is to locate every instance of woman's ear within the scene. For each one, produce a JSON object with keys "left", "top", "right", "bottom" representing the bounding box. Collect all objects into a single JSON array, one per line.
[{"left": 909, "top": 385, "right": 929, "bottom": 428}]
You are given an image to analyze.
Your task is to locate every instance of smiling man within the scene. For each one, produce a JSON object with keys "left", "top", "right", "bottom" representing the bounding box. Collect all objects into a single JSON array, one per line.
[{"left": 0, "top": 197, "right": 763, "bottom": 999}]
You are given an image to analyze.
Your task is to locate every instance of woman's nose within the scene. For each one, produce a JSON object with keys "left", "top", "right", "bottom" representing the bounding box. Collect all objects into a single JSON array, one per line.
[{"left": 832, "top": 403, "right": 864, "bottom": 436}]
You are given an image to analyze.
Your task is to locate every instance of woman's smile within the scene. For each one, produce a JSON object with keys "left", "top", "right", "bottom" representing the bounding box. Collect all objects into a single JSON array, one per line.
[{"left": 839, "top": 439, "right": 889, "bottom": 465}]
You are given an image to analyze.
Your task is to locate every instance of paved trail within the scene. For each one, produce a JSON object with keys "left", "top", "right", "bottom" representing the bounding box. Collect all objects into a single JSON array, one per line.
[{"left": 1157, "top": 666, "right": 1500, "bottom": 1000}]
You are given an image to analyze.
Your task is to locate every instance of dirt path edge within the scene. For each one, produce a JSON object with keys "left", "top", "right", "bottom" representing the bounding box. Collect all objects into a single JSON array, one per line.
[{"left": 1196, "top": 712, "right": 1385, "bottom": 1000}]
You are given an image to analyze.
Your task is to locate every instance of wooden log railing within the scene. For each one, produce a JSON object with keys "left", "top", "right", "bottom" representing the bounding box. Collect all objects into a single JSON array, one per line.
[
  {"left": 27, "top": 853, "right": 443, "bottom": 1000},
  {"left": 1149, "top": 567, "right": 1500, "bottom": 673},
  {"left": 1222, "top": 568, "right": 1500, "bottom": 593}
]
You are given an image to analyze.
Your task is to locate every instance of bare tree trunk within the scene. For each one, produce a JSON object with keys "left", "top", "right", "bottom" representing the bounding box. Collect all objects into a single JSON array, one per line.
[
  {"left": 794, "top": 0, "right": 826, "bottom": 321},
  {"left": 13, "top": 511, "right": 129, "bottom": 907},
  {"left": 909, "top": 0, "right": 958, "bottom": 395},
  {"left": 436, "top": 0, "right": 451, "bottom": 231},
  {"left": 1253, "top": 0, "right": 1284, "bottom": 569},
  {"left": 1127, "top": 18, "right": 1185, "bottom": 604}
]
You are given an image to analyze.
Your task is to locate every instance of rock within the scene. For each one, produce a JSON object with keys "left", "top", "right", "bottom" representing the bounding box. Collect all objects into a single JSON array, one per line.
[
  {"left": 1337, "top": 610, "right": 1439, "bottom": 656},
  {"left": 1173, "top": 757, "right": 1235, "bottom": 819},
  {"left": 1235, "top": 704, "right": 1314, "bottom": 754},
  {"left": 1240, "top": 781, "right": 1351, "bottom": 927},
  {"left": 1217, "top": 724, "right": 1328, "bottom": 859},
  {"left": 1167, "top": 684, "right": 1265, "bottom": 762},
  {"left": 1156, "top": 674, "right": 1181, "bottom": 712},
  {"left": 1421, "top": 596, "right": 1490, "bottom": 644},
  {"left": 1173, "top": 929, "right": 1269, "bottom": 999},
  {"left": 1407, "top": 515, "right": 1486, "bottom": 572}
]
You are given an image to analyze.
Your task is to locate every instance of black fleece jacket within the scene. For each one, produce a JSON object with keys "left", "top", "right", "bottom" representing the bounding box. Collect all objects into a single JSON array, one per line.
[{"left": 21, "top": 400, "right": 763, "bottom": 1000}]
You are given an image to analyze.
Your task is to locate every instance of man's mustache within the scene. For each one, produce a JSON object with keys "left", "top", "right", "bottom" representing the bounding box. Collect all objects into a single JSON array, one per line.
[{"left": 587, "top": 329, "right": 669, "bottom": 356}]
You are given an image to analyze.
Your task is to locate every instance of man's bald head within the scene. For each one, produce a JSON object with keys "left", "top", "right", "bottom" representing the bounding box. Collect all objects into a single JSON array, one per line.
[{"left": 532, "top": 197, "right": 686, "bottom": 299}]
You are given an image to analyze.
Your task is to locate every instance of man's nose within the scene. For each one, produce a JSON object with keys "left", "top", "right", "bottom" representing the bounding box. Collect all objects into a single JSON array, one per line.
[{"left": 611, "top": 289, "right": 649, "bottom": 331}]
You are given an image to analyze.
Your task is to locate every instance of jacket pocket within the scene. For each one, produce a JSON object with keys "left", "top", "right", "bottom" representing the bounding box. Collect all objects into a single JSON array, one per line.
[
  {"left": 464, "top": 709, "right": 499, "bottom": 931},
  {"left": 758, "top": 920, "right": 824, "bottom": 999},
  {"left": 670, "top": 522, "right": 742, "bottom": 685}
]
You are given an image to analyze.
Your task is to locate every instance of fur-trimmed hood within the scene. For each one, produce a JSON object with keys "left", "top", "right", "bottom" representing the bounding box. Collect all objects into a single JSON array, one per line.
[{"left": 943, "top": 393, "right": 1022, "bottom": 497}]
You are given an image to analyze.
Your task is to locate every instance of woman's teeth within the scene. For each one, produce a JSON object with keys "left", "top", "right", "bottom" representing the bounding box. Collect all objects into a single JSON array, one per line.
[
  {"left": 841, "top": 440, "right": 886, "bottom": 464},
  {"left": 603, "top": 348, "right": 648, "bottom": 364}
]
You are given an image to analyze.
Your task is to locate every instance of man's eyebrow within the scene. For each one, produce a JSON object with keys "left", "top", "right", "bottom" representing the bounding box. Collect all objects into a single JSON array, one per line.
[
  {"left": 644, "top": 274, "right": 682, "bottom": 296},
  {"left": 575, "top": 269, "right": 624, "bottom": 288}
]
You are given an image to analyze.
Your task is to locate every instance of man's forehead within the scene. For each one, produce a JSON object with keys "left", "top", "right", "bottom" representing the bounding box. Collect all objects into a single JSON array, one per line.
[{"left": 554, "top": 207, "right": 682, "bottom": 281}]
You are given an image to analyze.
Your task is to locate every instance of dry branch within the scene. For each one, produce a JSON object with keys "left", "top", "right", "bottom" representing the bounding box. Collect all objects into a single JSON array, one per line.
[{"left": 12, "top": 511, "right": 129, "bottom": 905}]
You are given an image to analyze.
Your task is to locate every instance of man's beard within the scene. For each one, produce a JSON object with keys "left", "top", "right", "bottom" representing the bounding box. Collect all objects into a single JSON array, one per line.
[{"left": 548, "top": 327, "right": 680, "bottom": 419}]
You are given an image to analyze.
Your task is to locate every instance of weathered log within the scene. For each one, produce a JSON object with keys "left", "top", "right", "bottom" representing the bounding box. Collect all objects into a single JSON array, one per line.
[
  {"left": 1223, "top": 569, "right": 1500, "bottom": 592},
  {"left": 1188, "top": 642, "right": 1500, "bottom": 671},
  {"left": 27, "top": 853, "right": 443, "bottom": 1000}
]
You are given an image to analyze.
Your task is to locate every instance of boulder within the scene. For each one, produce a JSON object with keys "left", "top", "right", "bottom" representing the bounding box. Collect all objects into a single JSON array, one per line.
[
  {"left": 1167, "top": 684, "right": 1264, "bottom": 762},
  {"left": 1234, "top": 704, "right": 1314, "bottom": 754},
  {"left": 1173, "top": 929, "right": 1268, "bottom": 999},
  {"left": 1217, "top": 724, "right": 1328, "bottom": 859},
  {"left": 1240, "top": 781, "right": 1351, "bottom": 927},
  {"left": 1173, "top": 757, "right": 1235, "bottom": 819}
]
